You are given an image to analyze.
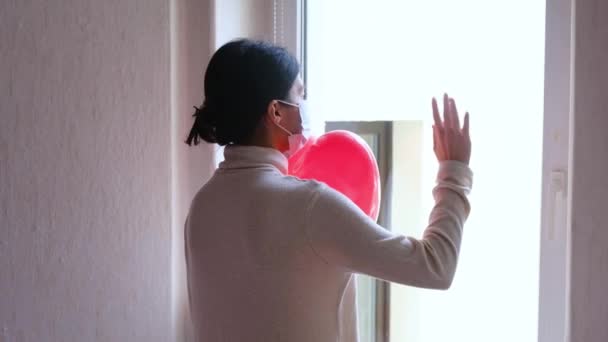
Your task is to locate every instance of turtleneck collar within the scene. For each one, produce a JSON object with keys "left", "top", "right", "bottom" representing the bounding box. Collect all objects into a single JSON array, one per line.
[{"left": 218, "top": 145, "right": 288, "bottom": 174}]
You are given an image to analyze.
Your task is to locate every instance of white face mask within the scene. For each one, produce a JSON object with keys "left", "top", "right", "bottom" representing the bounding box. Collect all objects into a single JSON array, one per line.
[{"left": 275, "top": 100, "right": 310, "bottom": 158}]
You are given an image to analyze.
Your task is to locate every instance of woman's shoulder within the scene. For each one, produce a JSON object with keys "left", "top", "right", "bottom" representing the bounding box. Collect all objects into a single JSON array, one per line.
[
  {"left": 277, "top": 174, "right": 329, "bottom": 195},
  {"left": 276, "top": 175, "right": 353, "bottom": 209}
]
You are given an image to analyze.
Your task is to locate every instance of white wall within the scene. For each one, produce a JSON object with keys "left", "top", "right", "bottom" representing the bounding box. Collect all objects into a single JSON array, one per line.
[
  {"left": 214, "top": 0, "right": 273, "bottom": 46},
  {"left": 0, "top": 1, "right": 197, "bottom": 341},
  {"left": 570, "top": 0, "right": 608, "bottom": 340},
  {"left": 170, "top": 0, "right": 216, "bottom": 340}
]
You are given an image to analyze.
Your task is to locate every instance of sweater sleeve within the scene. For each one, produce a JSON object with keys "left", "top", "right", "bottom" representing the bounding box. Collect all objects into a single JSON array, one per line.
[{"left": 304, "top": 160, "right": 473, "bottom": 290}]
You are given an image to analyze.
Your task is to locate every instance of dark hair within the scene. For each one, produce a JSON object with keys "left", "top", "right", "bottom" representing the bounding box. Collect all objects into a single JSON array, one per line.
[{"left": 186, "top": 39, "right": 300, "bottom": 146}]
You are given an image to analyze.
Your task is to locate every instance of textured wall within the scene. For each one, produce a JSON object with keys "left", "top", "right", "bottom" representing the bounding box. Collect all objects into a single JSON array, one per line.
[
  {"left": 570, "top": 0, "right": 608, "bottom": 340},
  {"left": 0, "top": 1, "right": 172, "bottom": 341},
  {"left": 170, "top": 0, "right": 215, "bottom": 340}
]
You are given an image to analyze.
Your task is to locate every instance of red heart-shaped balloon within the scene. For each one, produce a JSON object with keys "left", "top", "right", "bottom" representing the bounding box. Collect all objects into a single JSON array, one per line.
[{"left": 288, "top": 130, "right": 381, "bottom": 220}]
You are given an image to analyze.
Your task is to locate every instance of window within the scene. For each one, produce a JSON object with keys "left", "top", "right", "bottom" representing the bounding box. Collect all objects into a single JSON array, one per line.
[{"left": 303, "top": 1, "right": 546, "bottom": 341}]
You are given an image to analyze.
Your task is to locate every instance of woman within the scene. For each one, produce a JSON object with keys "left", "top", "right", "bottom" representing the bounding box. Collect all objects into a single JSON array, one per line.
[{"left": 184, "top": 39, "right": 472, "bottom": 342}]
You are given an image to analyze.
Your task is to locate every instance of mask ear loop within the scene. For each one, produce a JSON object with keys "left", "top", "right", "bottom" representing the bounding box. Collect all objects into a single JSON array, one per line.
[
  {"left": 275, "top": 121, "right": 294, "bottom": 136},
  {"left": 276, "top": 99, "right": 300, "bottom": 108},
  {"left": 274, "top": 100, "right": 299, "bottom": 136}
]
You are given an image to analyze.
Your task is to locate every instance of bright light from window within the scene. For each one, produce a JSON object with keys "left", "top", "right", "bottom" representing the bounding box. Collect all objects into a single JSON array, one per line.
[{"left": 308, "top": 1, "right": 545, "bottom": 341}]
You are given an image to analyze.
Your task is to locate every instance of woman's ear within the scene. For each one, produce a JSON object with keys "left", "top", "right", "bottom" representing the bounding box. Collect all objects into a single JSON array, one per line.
[{"left": 266, "top": 100, "right": 281, "bottom": 124}]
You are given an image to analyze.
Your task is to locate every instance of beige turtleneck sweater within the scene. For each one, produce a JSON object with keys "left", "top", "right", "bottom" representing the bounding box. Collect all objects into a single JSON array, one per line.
[{"left": 185, "top": 145, "right": 473, "bottom": 342}]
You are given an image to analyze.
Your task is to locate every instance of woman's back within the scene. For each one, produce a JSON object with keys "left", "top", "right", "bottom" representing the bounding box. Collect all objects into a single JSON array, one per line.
[{"left": 185, "top": 146, "right": 357, "bottom": 341}]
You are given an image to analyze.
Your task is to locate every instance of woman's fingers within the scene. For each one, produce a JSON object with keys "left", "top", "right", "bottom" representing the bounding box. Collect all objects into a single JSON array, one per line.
[
  {"left": 450, "top": 98, "right": 461, "bottom": 131},
  {"left": 431, "top": 94, "right": 471, "bottom": 164},
  {"left": 432, "top": 98, "right": 442, "bottom": 128},
  {"left": 433, "top": 124, "right": 445, "bottom": 160},
  {"left": 443, "top": 93, "right": 451, "bottom": 129},
  {"left": 432, "top": 125, "right": 437, "bottom": 151}
]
